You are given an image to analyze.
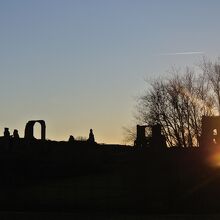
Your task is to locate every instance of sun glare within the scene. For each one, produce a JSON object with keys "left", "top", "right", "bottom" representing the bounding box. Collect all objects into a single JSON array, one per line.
[{"left": 207, "top": 148, "right": 220, "bottom": 168}]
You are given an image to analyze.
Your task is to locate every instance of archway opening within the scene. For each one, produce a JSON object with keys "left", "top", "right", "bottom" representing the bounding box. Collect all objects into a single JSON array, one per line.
[{"left": 33, "top": 122, "right": 42, "bottom": 139}]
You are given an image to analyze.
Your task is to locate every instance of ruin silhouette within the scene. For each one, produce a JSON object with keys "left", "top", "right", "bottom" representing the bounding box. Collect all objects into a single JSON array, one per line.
[
  {"left": 134, "top": 125, "right": 147, "bottom": 147},
  {"left": 68, "top": 135, "right": 75, "bottom": 142},
  {"left": 200, "top": 116, "right": 220, "bottom": 148},
  {"left": 24, "top": 120, "right": 46, "bottom": 140},
  {"left": 13, "top": 129, "right": 19, "bottom": 139},
  {"left": 3, "top": 127, "right": 10, "bottom": 138},
  {"left": 87, "top": 128, "right": 95, "bottom": 143},
  {"left": 134, "top": 124, "right": 166, "bottom": 149}
]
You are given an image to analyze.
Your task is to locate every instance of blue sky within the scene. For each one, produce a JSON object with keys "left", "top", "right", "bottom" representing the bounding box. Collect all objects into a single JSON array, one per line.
[{"left": 1, "top": 0, "right": 220, "bottom": 143}]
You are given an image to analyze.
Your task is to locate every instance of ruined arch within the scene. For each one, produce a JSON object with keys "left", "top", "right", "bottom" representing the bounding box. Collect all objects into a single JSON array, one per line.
[{"left": 24, "top": 120, "right": 46, "bottom": 140}]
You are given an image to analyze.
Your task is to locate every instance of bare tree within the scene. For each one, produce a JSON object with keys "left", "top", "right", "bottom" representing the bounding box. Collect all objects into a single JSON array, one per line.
[
  {"left": 135, "top": 67, "right": 215, "bottom": 147},
  {"left": 122, "top": 126, "right": 136, "bottom": 145},
  {"left": 201, "top": 57, "right": 220, "bottom": 115}
]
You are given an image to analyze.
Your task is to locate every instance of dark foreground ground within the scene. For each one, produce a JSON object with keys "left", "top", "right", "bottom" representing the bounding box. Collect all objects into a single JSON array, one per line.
[
  {"left": 0, "top": 139, "right": 220, "bottom": 218},
  {"left": 2, "top": 211, "right": 220, "bottom": 220}
]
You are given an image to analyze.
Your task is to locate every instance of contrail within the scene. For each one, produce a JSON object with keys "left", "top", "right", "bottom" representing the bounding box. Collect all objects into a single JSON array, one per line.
[{"left": 158, "top": 51, "right": 205, "bottom": 56}]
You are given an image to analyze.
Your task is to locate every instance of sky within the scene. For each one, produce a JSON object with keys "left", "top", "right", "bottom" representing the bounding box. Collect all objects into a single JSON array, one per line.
[{"left": 1, "top": 0, "right": 220, "bottom": 144}]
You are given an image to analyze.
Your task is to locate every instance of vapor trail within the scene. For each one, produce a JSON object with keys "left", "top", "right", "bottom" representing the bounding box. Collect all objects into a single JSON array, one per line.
[{"left": 158, "top": 51, "right": 205, "bottom": 56}]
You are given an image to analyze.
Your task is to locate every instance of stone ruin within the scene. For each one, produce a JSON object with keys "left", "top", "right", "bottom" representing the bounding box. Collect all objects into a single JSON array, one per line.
[
  {"left": 24, "top": 120, "right": 46, "bottom": 140},
  {"left": 134, "top": 124, "right": 166, "bottom": 149},
  {"left": 200, "top": 116, "right": 220, "bottom": 148}
]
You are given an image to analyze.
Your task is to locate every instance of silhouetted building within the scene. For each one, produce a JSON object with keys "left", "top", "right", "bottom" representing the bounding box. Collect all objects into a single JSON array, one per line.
[
  {"left": 88, "top": 129, "right": 95, "bottom": 143},
  {"left": 200, "top": 116, "right": 220, "bottom": 148},
  {"left": 4, "top": 128, "right": 10, "bottom": 138},
  {"left": 3, "top": 127, "right": 11, "bottom": 151},
  {"left": 134, "top": 124, "right": 166, "bottom": 149},
  {"left": 151, "top": 124, "right": 167, "bottom": 149},
  {"left": 134, "top": 125, "right": 148, "bottom": 147},
  {"left": 68, "top": 135, "right": 75, "bottom": 142},
  {"left": 13, "top": 129, "right": 19, "bottom": 139},
  {"left": 24, "top": 120, "right": 46, "bottom": 140}
]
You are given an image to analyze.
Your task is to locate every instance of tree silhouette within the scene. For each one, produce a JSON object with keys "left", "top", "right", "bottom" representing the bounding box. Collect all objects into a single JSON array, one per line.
[
  {"left": 134, "top": 65, "right": 216, "bottom": 147},
  {"left": 201, "top": 57, "right": 220, "bottom": 114}
]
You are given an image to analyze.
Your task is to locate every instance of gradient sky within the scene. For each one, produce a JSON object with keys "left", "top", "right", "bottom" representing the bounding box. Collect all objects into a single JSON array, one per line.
[{"left": 1, "top": 0, "right": 220, "bottom": 143}]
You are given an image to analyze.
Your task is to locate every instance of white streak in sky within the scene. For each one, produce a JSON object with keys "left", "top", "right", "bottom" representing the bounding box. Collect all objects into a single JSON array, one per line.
[{"left": 158, "top": 51, "right": 205, "bottom": 56}]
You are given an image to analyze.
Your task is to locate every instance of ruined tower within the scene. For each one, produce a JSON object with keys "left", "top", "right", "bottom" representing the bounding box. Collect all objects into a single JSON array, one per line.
[{"left": 200, "top": 116, "right": 220, "bottom": 148}]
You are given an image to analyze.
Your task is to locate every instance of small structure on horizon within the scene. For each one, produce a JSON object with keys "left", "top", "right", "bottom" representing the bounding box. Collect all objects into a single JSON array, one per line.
[
  {"left": 200, "top": 116, "right": 220, "bottom": 148},
  {"left": 13, "top": 129, "right": 19, "bottom": 139},
  {"left": 87, "top": 129, "right": 95, "bottom": 143},
  {"left": 68, "top": 135, "right": 75, "bottom": 142},
  {"left": 151, "top": 124, "right": 166, "bottom": 149},
  {"left": 4, "top": 128, "right": 10, "bottom": 138},
  {"left": 134, "top": 125, "right": 148, "bottom": 148}
]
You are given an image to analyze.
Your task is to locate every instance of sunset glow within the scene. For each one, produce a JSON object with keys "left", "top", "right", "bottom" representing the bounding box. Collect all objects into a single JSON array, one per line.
[{"left": 1, "top": 1, "right": 220, "bottom": 143}]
